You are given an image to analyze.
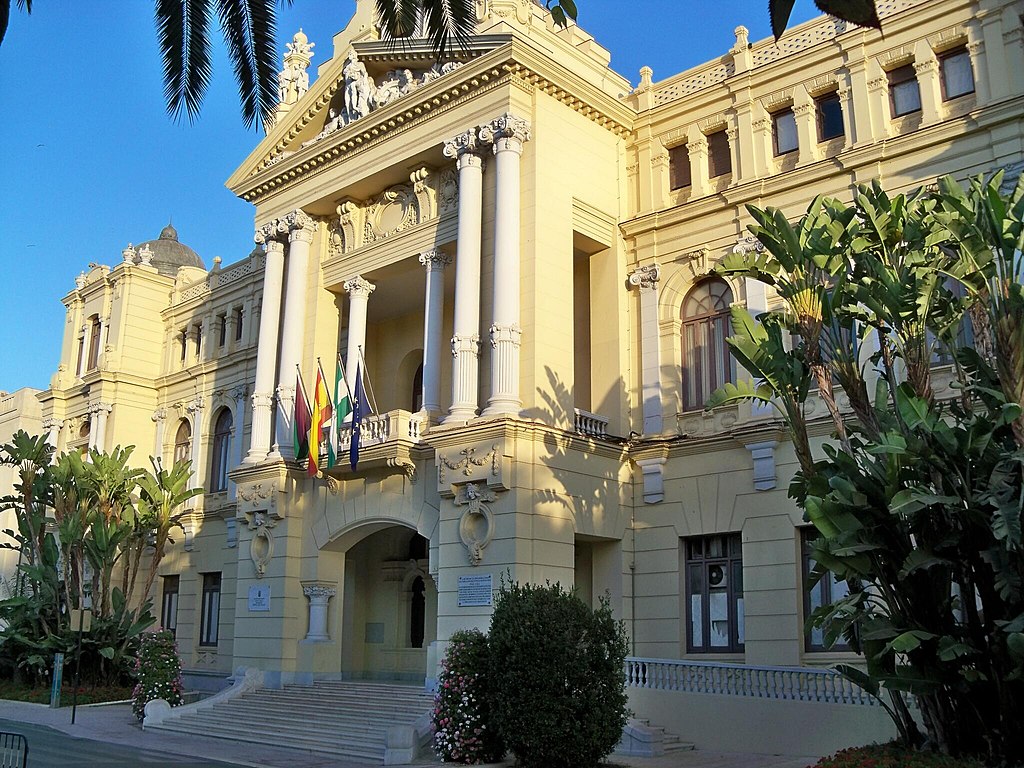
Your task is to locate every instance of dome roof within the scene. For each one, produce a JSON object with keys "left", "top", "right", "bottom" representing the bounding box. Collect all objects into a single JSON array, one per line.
[{"left": 137, "top": 223, "right": 204, "bottom": 276}]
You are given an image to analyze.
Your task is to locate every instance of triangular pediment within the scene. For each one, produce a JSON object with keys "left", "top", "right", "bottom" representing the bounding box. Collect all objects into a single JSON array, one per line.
[{"left": 228, "top": 36, "right": 508, "bottom": 188}]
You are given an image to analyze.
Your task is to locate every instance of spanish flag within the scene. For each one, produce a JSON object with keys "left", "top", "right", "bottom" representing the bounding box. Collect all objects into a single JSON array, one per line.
[{"left": 308, "top": 360, "right": 334, "bottom": 477}]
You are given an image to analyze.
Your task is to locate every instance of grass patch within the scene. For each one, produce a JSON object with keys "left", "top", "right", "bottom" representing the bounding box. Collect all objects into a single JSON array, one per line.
[{"left": 0, "top": 680, "right": 133, "bottom": 706}]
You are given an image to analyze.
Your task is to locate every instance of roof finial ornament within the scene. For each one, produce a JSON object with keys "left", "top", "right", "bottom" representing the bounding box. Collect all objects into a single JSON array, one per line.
[{"left": 276, "top": 29, "right": 315, "bottom": 113}]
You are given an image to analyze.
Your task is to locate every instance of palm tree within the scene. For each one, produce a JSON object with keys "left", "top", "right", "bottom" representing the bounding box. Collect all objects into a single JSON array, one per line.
[{"left": 1, "top": 0, "right": 880, "bottom": 129}]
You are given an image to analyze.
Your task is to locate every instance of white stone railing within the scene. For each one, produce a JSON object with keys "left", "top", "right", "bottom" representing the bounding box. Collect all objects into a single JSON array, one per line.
[
  {"left": 573, "top": 408, "right": 609, "bottom": 438},
  {"left": 624, "top": 657, "right": 878, "bottom": 706},
  {"left": 336, "top": 409, "right": 426, "bottom": 450}
]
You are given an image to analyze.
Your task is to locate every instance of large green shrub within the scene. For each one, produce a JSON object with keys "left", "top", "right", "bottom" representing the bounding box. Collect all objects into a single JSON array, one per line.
[
  {"left": 488, "top": 581, "right": 629, "bottom": 768},
  {"left": 131, "top": 629, "right": 183, "bottom": 720},
  {"left": 432, "top": 628, "right": 504, "bottom": 764}
]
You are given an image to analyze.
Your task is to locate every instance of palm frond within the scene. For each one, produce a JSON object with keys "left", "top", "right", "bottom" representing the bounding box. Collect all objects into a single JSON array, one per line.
[
  {"left": 216, "top": 0, "right": 280, "bottom": 130},
  {"left": 376, "top": 0, "right": 421, "bottom": 43},
  {"left": 420, "top": 0, "right": 476, "bottom": 59},
  {"left": 157, "top": 0, "right": 214, "bottom": 123}
]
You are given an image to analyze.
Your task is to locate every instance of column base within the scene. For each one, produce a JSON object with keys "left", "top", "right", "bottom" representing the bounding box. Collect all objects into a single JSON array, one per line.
[
  {"left": 481, "top": 400, "right": 522, "bottom": 418},
  {"left": 443, "top": 407, "right": 478, "bottom": 424},
  {"left": 242, "top": 451, "right": 268, "bottom": 465}
]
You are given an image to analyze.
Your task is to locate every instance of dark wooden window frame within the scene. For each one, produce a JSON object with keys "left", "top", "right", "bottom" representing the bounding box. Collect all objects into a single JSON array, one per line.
[
  {"left": 681, "top": 278, "right": 735, "bottom": 412},
  {"left": 888, "top": 64, "right": 922, "bottom": 117},
  {"left": 815, "top": 91, "right": 844, "bottom": 142},
  {"left": 684, "top": 533, "right": 744, "bottom": 653},
  {"left": 801, "top": 528, "right": 852, "bottom": 652},
  {"left": 668, "top": 144, "right": 692, "bottom": 190},
  {"left": 939, "top": 47, "right": 975, "bottom": 101},
  {"left": 161, "top": 575, "right": 180, "bottom": 637},
  {"left": 199, "top": 572, "right": 221, "bottom": 647},
  {"left": 209, "top": 408, "right": 233, "bottom": 492},
  {"left": 706, "top": 129, "right": 732, "bottom": 179},
  {"left": 772, "top": 107, "right": 798, "bottom": 156}
]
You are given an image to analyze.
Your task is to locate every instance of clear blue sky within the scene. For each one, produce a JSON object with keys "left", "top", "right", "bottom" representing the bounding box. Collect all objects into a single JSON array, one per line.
[{"left": 0, "top": 0, "right": 821, "bottom": 393}]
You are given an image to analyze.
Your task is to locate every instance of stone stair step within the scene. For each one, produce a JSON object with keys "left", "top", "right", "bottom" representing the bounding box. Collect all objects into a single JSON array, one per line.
[{"left": 149, "top": 719, "right": 386, "bottom": 759}]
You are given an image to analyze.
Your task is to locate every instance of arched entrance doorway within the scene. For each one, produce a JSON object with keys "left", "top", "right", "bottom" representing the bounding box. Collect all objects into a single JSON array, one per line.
[{"left": 338, "top": 525, "right": 437, "bottom": 682}]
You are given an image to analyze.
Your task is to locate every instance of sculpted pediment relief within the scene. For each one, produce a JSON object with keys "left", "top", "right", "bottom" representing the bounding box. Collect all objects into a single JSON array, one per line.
[{"left": 328, "top": 165, "right": 458, "bottom": 257}]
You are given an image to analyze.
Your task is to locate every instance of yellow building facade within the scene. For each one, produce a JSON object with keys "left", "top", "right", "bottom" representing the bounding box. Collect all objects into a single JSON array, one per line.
[{"left": 17, "top": 0, "right": 1024, "bottom": 747}]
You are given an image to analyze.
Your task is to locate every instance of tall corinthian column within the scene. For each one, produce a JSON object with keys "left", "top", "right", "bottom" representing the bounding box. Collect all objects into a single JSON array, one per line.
[
  {"left": 270, "top": 211, "right": 317, "bottom": 460},
  {"left": 419, "top": 250, "right": 451, "bottom": 419},
  {"left": 244, "top": 225, "right": 288, "bottom": 464},
  {"left": 442, "top": 129, "right": 485, "bottom": 423},
  {"left": 344, "top": 276, "right": 375, "bottom": 394},
  {"left": 480, "top": 113, "right": 530, "bottom": 417}
]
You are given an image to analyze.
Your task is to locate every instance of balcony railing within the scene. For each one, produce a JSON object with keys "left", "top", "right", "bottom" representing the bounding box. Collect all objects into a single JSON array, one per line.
[
  {"left": 336, "top": 409, "right": 426, "bottom": 450},
  {"left": 624, "top": 657, "right": 878, "bottom": 706},
  {"left": 574, "top": 408, "right": 609, "bottom": 438}
]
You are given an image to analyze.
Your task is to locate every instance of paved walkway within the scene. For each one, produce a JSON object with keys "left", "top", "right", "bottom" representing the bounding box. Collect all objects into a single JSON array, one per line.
[{"left": 0, "top": 699, "right": 817, "bottom": 768}]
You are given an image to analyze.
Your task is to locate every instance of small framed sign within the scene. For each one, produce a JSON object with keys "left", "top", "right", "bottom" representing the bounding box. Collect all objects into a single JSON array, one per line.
[
  {"left": 248, "top": 584, "right": 271, "bottom": 612},
  {"left": 458, "top": 574, "right": 493, "bottom": 607}
]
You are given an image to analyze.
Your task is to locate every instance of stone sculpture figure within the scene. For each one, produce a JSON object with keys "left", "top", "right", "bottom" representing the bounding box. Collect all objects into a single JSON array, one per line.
[{"left": 343, "top": 50, "right": 374, "bottom": 122}]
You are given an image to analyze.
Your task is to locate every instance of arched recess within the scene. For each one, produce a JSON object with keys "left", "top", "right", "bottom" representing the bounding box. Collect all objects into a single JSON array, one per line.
[
  {"left": 319, "top": 520, "right": 437, "bottom": 682},
  {"left": 396, "top": 348, "right": 424, "bottom": 412}
]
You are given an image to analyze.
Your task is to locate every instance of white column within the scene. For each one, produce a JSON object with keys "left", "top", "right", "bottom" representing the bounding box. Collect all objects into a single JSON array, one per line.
[
  {"left": 302, "top": 583, "right": 336, "bottom": 642},
  {"left": 86, "top": 410, "right": 98, "bottom": 451},
  {"left": 480, "top": 113, "right": 531, "bottom": 417},
  {"left": 42, "top": 418, "right": 60, "bottom": 449},
  {"left": 744, "top": 276, "right": 773, "bottom": 419},
  {"left": 187, "top": 398, "right": 204, "bottom": 489},
  {"left": 244, "top": 230, "right": 287, "bottom": 464},
  {"left": 94, "top": 404, "right": 111, "bottom": 453},
  {"left": 442, "top": 129, "right": 485, "bottom": 423},
  {"left": 419, "top": 250, "right": 451, "bottom": 419},
  {"left": 229, "top": 386, "right": 247, "bottom": 500},
  {"left": 344, "top": 276, "right": 376, "bottom": 392},
  {"left": 270, "top": 211, "right": 317, "bottom": 460},
  {"left": 629, "top": 264, "right": 663, "bottom": 435},
  {"left": 152, "top": 408, "right": 167, "bottom": 463}
]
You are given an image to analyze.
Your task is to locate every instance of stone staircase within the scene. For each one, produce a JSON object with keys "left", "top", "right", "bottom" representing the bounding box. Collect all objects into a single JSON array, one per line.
[
  {"left": 146, "top": 680, "right": 435, "bottom": 763},
  {"left": 617, "top": 718, "right": 694, "bottom": 757}
]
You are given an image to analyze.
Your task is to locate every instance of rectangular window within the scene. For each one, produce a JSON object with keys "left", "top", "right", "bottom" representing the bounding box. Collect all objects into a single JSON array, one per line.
[
  {"left": 76, "top": 335, "right": 86, "bottom": 376},
  {"left": 802, "top": 529, "right": 851, "bottom": 652},
  {"left": 888, "top": 64, "right": 922, "bottom": 117},
  {"left": 772, "top": 108, "right": 798, "bottom": 155},
  {"left": 199, "top": 572, "right": 221, "bottom": 647},
  {"left": 668, "top": 144, "right": 691, "bottom": 190},
  {"left": 217, "top": 313, "right": 227, "bottom": 347},
  {"left": 233, "top": 307, "right": 244, "bottom": 342},
  {"left": 87, "top": 318, "right": 101, "bottom": 371},
  {"left": 685, "top": 533, "right": 744, "bottom": 653},
  {"left": 815, "top": 92, "right": 844, "bottom": 141},
  {"left": 940, "top": 48, "right": 975, "bottom": 100},
  {"left": 179, "top": 329, "right": 188, "bottom": 363},
  {"left": 706, "top": 129, "right": 732, "bottom": 179},
  {"left": 194, "top": 323, "right": 203, "bottom": 359},
  {"left": 161, "top": 575, "right": 180, "bottom": 637}
]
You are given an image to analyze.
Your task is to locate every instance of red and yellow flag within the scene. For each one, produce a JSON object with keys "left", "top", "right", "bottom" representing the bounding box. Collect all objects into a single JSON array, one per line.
[{"left": 307, "top": 361, "right": 334, "bottom": 477}]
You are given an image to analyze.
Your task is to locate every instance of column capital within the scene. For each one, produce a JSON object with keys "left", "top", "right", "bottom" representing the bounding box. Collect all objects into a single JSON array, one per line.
[
  {"left": 419, "top": 250, "right": 452, "bottom": 271},
  {"left": 302, "top": 582, "right": 337, "bottom": 600},
  {"left": 152, "top": 408, "right": 167, "bottom": 423},
  {"left": 443, "top": 128, "right": 482, "bottom": 159},
  {"left": 628, "top": 263, "right": 661, "bottom": 291},
  {"left": 343, "top": 275, "right": 376, "bottom": 299},
  {"left": 285, "top": 209, "right": 317, "bottom": 241},
  {"left": 231, "top": 384, "right": 250, "bottom": 402},
  {"left": 480, "top": 112, "right": 532, "bottom": 155}
]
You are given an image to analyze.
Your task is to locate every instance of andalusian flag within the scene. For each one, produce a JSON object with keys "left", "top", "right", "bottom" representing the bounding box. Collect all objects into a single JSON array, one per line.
[
  {"left": 335, "top": 354, "right": 352, "bottom": 426},
  {"left": 308, "top": 361, "right": 333, "bottom": 477},
  {"left": 293, "top": 367, "right": 312, "bottom": 462}
]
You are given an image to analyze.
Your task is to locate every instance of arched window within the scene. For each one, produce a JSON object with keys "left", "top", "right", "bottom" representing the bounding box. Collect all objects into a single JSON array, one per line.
[
  {"left": 173, "top": 420, "right": 192, "bottom": 464},
  {"left": 681, "top": 278, "right": 735, "bottom": 411},
  {"left": 411, "top": 363, "right": 424, "bottom": 412},
  {"left": 209, "top": 409, "right": 233, "bottom": 492}
]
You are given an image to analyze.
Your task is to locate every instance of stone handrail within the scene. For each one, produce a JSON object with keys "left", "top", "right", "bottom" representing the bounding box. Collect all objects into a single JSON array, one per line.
[
  {"left": 624, "top": 657, "right": 877, "bottom": 706},
  {"left": 336, "top": 409, "right": 426, "bottom": 450},
  {"left": 573, "top": 408, "right": 609, "bottom": 438}
]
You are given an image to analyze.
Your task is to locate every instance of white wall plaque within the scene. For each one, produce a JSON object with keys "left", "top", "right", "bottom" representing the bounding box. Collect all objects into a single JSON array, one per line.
[
  {"left": 458, "top": 574, "right": 493, "bottom": 607},
  {"left": 248, "top": 584, "right": 271, "bottom": 612}
]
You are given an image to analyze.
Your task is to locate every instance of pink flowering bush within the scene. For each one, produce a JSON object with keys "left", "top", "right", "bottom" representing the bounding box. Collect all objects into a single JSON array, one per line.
[
  {"left": 432, "top": 629, "right": 504, "bottom": 764},
  {"left": 131, "top": 629, "right": 183, "bottom": 721}
]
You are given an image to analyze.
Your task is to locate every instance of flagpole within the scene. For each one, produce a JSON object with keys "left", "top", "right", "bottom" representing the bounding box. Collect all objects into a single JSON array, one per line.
[{"left": 357, "top": 345, "right": 380, "bottom": 416}]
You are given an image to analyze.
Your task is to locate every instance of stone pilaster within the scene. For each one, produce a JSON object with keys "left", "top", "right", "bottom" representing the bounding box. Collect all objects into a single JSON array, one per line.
[
  {"left": 442, "top": 129, "right": 486, "bottom": 423},
  {"left": 301, "top": 582, "right": 336, "bottom": 642},
  {"left": 480, "top": 113, "right": 530, "bottom": 417},
  {"left": 629, "top": 264, "right": 663, "bottom": 435}
]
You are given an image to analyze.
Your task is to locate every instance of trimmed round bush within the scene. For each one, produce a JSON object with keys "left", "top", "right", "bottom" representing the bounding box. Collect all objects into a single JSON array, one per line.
[
  {"left": 131, "top": 629, "right": 183, "bottom": 721},
  {"left": 812, "top": 744, "right": 988, "bottom": 768},
  {"left": 488, "top": 581, "right": 629, "bottom": 768},
  {"left": 432, "top": 629, "right": 504, "bottom": 764}
]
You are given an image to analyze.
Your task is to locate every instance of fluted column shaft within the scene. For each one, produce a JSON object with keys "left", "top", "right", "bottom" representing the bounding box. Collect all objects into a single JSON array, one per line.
[
  {"left": 481, "top": 114, "right": 530, "bottom": 417},
  {"left": 443, "top": 130, "right": 485, "bottom": 423},
  {"left": 629, "top": 265, "right": 662, "bottom": 435},
  {"left": 419, "top": 250, "right": 451, "bottom": 418},
  {"left": 245, "top": 237, "right": 286, "bottom": 464},
  {"left": 188, "top": 400, "right": 203, "bottom": 489},
  {"left": 271, "top": 213, "right": 316, "bottom": 460},
  {"left": 230, "top": 387, "right": 247, "bottom": 499},
  {"left": 344, "top": 276, "right": 376, "bottom": 394}
]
